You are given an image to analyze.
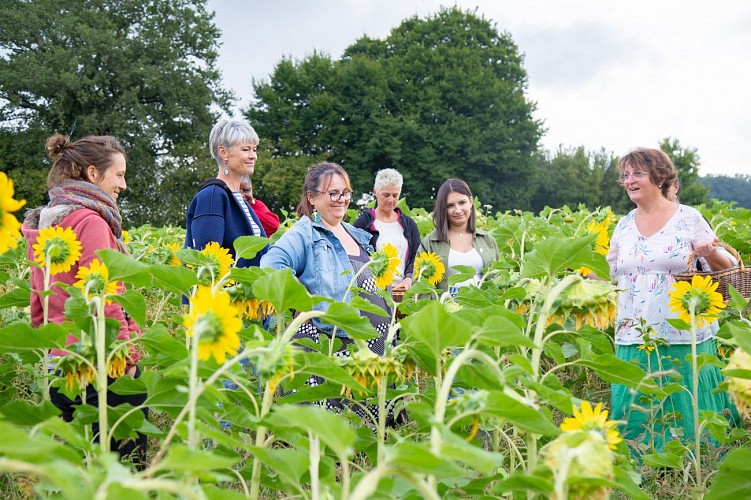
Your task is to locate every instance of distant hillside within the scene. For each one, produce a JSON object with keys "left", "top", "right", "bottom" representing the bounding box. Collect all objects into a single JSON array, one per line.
[{"left": 700, "top": 174, "right": 751, "bottom": 208}]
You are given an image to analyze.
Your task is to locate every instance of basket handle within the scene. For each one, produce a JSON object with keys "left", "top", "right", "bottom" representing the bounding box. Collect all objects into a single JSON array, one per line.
[{"left": 685, "top": 241, "right": 744, "bottom": 271}]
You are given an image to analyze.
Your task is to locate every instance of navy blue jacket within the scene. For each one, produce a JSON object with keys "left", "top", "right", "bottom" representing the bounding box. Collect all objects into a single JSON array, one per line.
[
  {"left": 184, "top": 178, "right": 268, "bottom": 268},
  {"left": 353, "top": 207, "right": 420, "bottom": 279}
]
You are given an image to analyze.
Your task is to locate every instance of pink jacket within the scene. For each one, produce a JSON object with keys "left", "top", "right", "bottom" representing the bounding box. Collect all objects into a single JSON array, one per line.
[{"left": 22, "top": 208, "right": 141, "bottom": 365}]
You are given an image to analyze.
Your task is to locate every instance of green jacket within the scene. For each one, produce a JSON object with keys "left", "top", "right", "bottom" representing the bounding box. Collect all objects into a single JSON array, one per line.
[{"left": 419, "top": 228, "right": 500, "bottom": 292}]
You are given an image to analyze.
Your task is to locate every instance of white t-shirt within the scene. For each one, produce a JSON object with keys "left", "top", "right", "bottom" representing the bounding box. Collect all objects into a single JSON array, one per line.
[
  {"left": 448, "top": 247, "right": 484, "bottom": 288},
  {"left": 374, "top": 219, "right": 408, "bottom": 285}
]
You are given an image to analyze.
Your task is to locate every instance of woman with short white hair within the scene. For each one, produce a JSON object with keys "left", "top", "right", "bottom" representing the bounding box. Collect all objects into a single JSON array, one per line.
[
  {"left": 184, "top": 118, "right": 268, "bottom": 267},
  {"left": 353, "top": 168, "right": 420, "bottom": 290}
]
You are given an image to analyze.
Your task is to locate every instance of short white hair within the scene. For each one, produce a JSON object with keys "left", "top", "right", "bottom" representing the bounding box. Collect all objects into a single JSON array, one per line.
[
  {"left": 374, "top": 168, "right": 403, "bottom": 191},
  {"left": 209, "top": 118, "right": 259, "bottom": 167}
]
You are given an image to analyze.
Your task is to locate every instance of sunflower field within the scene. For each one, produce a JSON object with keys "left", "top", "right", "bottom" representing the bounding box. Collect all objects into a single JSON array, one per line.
[{"left": 1, "top": 170, "right": 751, "bottom": 499}]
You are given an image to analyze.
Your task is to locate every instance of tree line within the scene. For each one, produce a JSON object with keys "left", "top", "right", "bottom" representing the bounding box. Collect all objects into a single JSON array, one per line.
[{"left": 0, "top": 2, "right": 744, "bottom": 227}]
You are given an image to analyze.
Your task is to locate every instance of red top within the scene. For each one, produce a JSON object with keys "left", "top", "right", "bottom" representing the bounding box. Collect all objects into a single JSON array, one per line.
[
  {"left": 249, "top": 198, "right": 280, "bottom": 236},
  {"left": 22, "top": 208, "right": 141, "bottom": 365}
]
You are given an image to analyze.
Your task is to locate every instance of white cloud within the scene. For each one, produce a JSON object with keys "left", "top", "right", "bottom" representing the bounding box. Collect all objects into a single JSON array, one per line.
[{"left": 208, "top": 0, "right": 751, "bottom": 176}]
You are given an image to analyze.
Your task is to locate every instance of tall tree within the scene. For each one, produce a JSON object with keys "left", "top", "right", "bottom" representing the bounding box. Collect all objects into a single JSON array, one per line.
[
  {"left": 247, "top": 7, "right": 542, "bottom": 212},
  {"left": 0, "top": 0, "right": 232, "bottom": 226},
  {"left": 659, "top": 137, "right": 708, "bottom": 206},
  {"left": 530, "top": 146, "right": 628, "bottom": 214},
  {"left": 701, "top": 174, "right": 751, "bottom": 208}
]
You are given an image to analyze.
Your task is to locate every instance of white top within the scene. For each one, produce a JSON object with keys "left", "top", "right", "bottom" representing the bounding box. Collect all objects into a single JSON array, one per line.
[
  {"left": 374, "top": 219, "right": 408, "bottom": 285},
  {"left": 232, "top": 192, "right": 263, "bottom": 236},
  {"left": 448, "top": 247, "right": 484, "bottom": 288},
  {"left": 607, "top": 205, "right": 729, "bottom": 345}
]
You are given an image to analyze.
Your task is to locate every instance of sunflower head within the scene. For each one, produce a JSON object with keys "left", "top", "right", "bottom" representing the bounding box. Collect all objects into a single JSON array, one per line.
[
  {"left": 0, "top": 172, "right": 26, "bottom": 254},
  {"left": 414, "top": 251, "right": 446, "bottom": 286},
  {"left": 553, "top": 275, "right": 619, "bottom": 330},
  {"left": 369, "top": 243, "right": 401, "bottom": 289},
  {"left": 74, "top": 258, "right": 120, "bottom": 304},
  {"left": 55, "top": 345, "right": 96, "bottom": 392},
  {"left": 194, "top": 242, "right": 234, "bottom": 285},
  {"left": 725, "top": 347, "right": 751, "bottom": 420},
  {"left": 338, "top": 345, "right": 406, "bottom": 396},
  {"left": 32, "top": 226, "right": 83, "bottom": 274},
  {"left": 107, "top": 344, "right": 132, "bottom": 379},
  {"left": 184, "top": 285, "right": 242, "bottom": 364},
  {"left": 669, "top": 274, "right": 726, "bottom": 328},
  {"left": 542, "top": 429, "right": 615, "bottom": 498},
  {"left": 226, "top": 282, "right": 275, "bottom": 322},
  {"left": 560, "top": 400, "right": 622, "bottom": 450}
]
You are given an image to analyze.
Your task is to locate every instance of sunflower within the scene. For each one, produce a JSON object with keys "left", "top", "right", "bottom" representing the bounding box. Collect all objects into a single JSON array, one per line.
[
  {"left": 56, "top": 354, "right": 96, "bottom": 392},
  {"left": 184, "top": 285, "right": 242, "bottom": 364},
  {"left": 725, "top": 347, "right": 751, "bottom": 421},
  {"left": 560, "top": 400, "right": 622, "bottom": 450},
  {"left": 122, "top": 230, "right": 131, "bottom": 244},
  {"left": 577, "top": 217, "right": 612, "bottom": 275},
  {"left": 226, "top": 282, "right": 275, "bottom": 321},
  {"left": 369, "top": 243, "right": 401, "bottom": 289},
  {"left": 196, "top": 241, "right": 234, "bottom": 284},
  {"left": 637, "top": 344, "right": 655, "bottom": 354},
  {"left": 0, "top": 172, "right": 26, "bottom": 254},
  {"left": 166, "top": 242, "right": 182, "bottom": 266},
  {"left": 414, "top": 251, "right": 446, "bottom": 286},
  {"left": 551, "top": 275, "right": 618, "bottom": 330},
  {"left": 32, "top": 226, "right": 83, "bottom": 274},
  {"left": 338, "top": 346, "right": 406, "bottom": 396},
  {"left": 74, "top": 259, "right": 120, "bottom": 303},
  {"left": 669, "top": 274, "right": 726, "bottom": 328}
]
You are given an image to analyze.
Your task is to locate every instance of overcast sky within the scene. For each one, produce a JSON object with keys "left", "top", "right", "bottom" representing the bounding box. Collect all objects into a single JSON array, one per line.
[{"left": 207, "top": 0, "right": 751, "bottom": 177}]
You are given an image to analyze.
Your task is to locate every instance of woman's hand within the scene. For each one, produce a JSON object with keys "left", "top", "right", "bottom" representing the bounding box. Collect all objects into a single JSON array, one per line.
[
  {"left": 393, "top": 277, "right": 412, "bottom": 291},
  {"left": 695, "top": 238, "right": 720, "bottom": 258},
  {"left": 696, "top": 238, "right": 735, "bottom": 271}
]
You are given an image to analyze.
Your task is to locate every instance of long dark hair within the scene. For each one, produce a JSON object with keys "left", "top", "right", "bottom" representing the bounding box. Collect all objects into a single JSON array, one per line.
[
  {"left": 433, "top": 178, "right": 475, "bottom": 242},
  {"left": 45, "top": 133, "right": 126, "bottom": 188},
  {"left": 296, "top": 162, "right": 352, "bottom": 218}
]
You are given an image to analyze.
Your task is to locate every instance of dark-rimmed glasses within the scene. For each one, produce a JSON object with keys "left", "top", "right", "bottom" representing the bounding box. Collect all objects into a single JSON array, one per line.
[{"left": 319, "top": 189, "right": 353, "bottom": 201}]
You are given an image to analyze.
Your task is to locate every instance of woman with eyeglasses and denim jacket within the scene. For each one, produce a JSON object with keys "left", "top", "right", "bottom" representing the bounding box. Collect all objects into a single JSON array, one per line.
[{"left": 260, "top": 162, "right": 399, "bottom": 422}]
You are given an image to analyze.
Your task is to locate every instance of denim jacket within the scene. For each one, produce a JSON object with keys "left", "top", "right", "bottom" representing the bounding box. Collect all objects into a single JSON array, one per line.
[{"left": 260, "top": 215, "right": 373, "bottom": 336}]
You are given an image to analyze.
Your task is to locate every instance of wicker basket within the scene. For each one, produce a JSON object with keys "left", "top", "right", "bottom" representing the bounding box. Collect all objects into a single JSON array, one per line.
[{"left": 673, "top": 242, "right": 751, "bottom": 301}]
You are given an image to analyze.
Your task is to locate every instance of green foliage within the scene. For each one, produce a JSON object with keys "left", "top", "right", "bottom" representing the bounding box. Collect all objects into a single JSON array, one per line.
[
  {"left": 530, "top": 146, "right": 630, "bottom": 214},
  {"left": 660, "top": 137, "right": 709, "bottom": 205},
  {"left": 701, "top": 174, "right": 751, "bottom": 209},
  {"left": 0, "top": 0, "right": 232, "bottom": 226},
  {"left": 246, "top": 7, "right": 542, "bottom": 213}
]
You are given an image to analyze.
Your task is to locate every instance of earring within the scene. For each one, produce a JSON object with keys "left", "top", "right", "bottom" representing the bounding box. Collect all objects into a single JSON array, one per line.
[
  {"left": 311, "top": 208, "right": 322, "bottom": 223},
  {"left": 223, "top": 160, "right": 229, "bottom": 176}
]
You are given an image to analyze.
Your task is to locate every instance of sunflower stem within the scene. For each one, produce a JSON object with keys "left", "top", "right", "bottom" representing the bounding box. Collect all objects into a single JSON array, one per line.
[
  {"left": 94, "top": 296, "right": 110, "bottom": 454},
  {"left": 690, "top": 303, "right": 703, "bottom": 491},
  {"left": 187, "top": 328, "right": 201, "bottom": 450}
]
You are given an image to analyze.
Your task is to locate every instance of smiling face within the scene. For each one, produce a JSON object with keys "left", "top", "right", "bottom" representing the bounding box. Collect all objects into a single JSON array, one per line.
[
  {"left": 446, "top": 191, "right": 472, "bottom": 230},
  {"left": 374, "top": 185, "right": 400, "bottom": 215},
  {"left": 89, "top": 153, "right": 127, "bottom": 201},
  {"left": 309, "top": 173, "right": 351, "bottom": 226},
  {"left": 621, "top": 163, "right": 662, "bottom": 205},
  {"left": 220, "top": 141, "right": 257, "bottom": 176}
]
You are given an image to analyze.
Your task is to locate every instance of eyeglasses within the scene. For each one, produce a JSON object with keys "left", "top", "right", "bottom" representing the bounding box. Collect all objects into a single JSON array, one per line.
[
  {"left": 241, "top": 188, "right": 252, "bottom": 194},
  {"left": 319, "top": 189, "right": 353, "bottom": 201},
  {"left": 619, "top": 171, "right": 647, "bottom": 181}
]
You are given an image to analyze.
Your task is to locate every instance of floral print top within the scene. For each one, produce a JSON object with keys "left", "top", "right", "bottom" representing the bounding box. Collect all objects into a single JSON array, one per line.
[{"left": 608, "top": 205, "right": 724, "bottom": 345}]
